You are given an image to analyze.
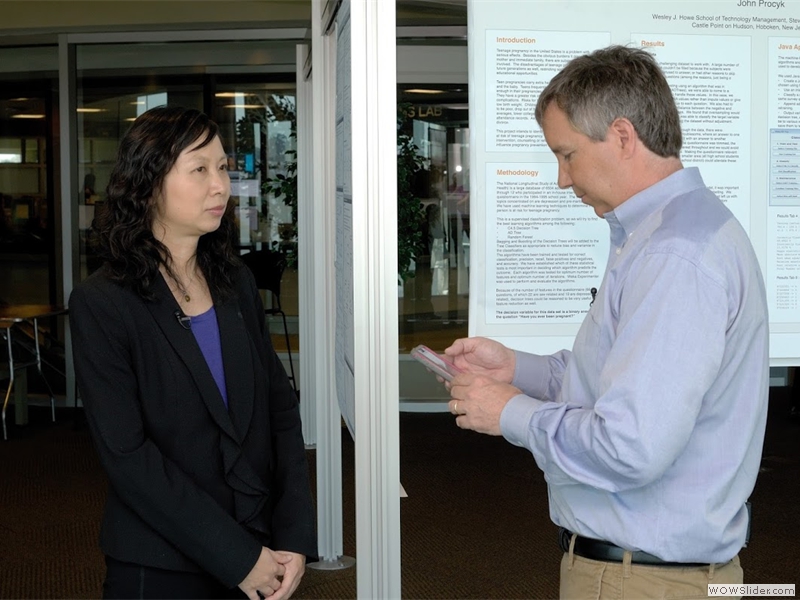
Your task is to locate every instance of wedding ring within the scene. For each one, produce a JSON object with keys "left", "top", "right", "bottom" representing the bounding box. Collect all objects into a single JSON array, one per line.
[{"left": 453, "top": 401, "right": 459, "bottom": 415}]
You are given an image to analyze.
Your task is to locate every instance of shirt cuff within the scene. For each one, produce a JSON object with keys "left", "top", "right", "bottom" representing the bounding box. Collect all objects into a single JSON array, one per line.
[
  {"left": 500, "top": 393, "right": 546, "bottom": 448},
  {"left": 512, "top": 351, "right": 551, "bottom": 399}
]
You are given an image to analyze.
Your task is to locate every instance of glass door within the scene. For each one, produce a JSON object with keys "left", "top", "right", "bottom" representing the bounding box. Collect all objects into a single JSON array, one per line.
[
  {"left": 397, "top": 83, "right": 470, "bottom": 352},
  {"left": 0, "top": 47, "right": 58, "bottom": 306},
  {"left": 214, "top": 83, "right": 298, "bottom": 334}
]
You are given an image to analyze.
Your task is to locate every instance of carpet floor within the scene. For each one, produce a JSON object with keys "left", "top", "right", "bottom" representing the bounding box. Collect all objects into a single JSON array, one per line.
[{"left": 1, "top": 388, "right": 798, "bottom": 598}]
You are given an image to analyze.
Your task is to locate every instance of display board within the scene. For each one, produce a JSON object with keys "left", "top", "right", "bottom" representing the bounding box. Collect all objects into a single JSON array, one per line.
[
  {"left": 468, "top": 0, "right": 800, "bottom": 363},
  {"left": 335, "top": 0, "right": 356, "bottom": 435}
]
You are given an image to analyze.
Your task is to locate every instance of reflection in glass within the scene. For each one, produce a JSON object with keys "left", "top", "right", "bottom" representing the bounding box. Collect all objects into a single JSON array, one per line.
[
  {"left": 0, "top": 139, "right": 22, "bottom": 163},
  {"left": 0, "top": 91, "right": 53, "bottom": 305},
  {"left": 217, "top": 88, "right": 297, "bottom": 253},
  {"left": 217, "top": 87, "right": 299, "bottom": 344},
  {"left": 398, "top": 85, "right": 470, "bottom": 352}
]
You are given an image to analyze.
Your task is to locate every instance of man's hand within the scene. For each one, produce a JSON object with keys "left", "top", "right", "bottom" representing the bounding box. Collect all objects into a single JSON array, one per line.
[
  {"left": 238, "top": 547, "right": 290, "bottom": 600},
  {"left": 449, "top": 372, "right": 521, "bottom": 435},
  {"left": 268, "top": 552, "right": 306, "bottom": 600},
  {"left": 444, "top": 337, "right": 516, "bottom": 384}
]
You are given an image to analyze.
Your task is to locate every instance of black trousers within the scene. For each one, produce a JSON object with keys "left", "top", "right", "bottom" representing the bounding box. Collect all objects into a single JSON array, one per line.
[{"left": 103, "top": 556, "right": 248, "bottom": 600}]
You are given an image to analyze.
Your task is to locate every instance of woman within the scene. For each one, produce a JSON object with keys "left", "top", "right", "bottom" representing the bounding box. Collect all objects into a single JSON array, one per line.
[{"left": 69, "top": 106, "right": 316, "bottom": 600}]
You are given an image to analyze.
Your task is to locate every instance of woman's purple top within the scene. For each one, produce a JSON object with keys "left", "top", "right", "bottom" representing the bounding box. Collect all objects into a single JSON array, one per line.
[{"left": 190, "top": 306, "right": 229, "bottom": 408}]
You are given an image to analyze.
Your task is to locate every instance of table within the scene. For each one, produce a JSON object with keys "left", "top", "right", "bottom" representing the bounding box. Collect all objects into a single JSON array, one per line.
[{"left": 0, "top": 305, "right": 68, "bottom": 440}]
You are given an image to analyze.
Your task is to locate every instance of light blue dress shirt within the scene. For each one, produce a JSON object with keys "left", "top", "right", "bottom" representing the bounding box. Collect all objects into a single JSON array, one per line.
[{"left": 500, "top": 167, "right": 769, "bottom": 563}]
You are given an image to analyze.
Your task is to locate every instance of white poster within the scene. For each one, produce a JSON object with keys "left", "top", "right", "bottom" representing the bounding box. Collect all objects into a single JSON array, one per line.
[
  {"left": 469, "top": 0, "right": 800, "bottom": 361},
  {"left": 633, "top": 33, "right": 752, "bottom": 231},
  {"left": 767, "top": 39, "right": 800, "bottom": 328},
  {"left": 486, "top": 30, "right": 611, "bottom": 153},
  {"left": 486, "top": 162, "right": 607, "bottom": 323}
]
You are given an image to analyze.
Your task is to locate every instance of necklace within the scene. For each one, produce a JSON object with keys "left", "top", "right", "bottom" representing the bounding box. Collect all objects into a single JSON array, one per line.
[{"left": 171, "top": 272, "right": 195, "bottom": 303}]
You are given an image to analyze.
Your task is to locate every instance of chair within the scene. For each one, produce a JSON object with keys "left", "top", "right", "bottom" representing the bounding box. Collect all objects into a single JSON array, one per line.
[
  {"left": 240, "top": 249, "right": 297, "bottom": 392},
  {"left": 1, "top": 320, "right": 55, "bottom": 440}
]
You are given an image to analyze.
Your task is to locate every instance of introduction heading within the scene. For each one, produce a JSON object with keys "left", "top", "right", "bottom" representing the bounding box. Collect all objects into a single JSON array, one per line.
[{"left": 496, "top": 36, "right": 537, "bottom": 43}]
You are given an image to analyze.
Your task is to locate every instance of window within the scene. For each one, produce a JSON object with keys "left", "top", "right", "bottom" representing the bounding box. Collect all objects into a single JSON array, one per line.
[
  {"left": 398, "top": 84, "right": 469, "bottom": 352},
  {"left": 0, "top": 49, "right": 58, "bottom": 306}
]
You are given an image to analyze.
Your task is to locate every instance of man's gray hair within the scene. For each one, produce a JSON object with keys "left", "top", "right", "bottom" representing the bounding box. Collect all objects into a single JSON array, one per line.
[{"left": 535, "top": 45, "right": 682, "bottom": 158}]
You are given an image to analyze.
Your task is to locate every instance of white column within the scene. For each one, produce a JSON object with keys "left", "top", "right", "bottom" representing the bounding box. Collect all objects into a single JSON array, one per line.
[
  {"left": 310, "top": 0, "right": 346, "bottom": 565},
  {"left": 350, "top": 0, "right": 401, "bottom": 597},
  {"left": 296, "top": 43, "right": 316, "bottom": 446}
]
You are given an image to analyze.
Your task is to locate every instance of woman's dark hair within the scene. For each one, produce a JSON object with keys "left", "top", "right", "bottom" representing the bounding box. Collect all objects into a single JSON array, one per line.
[{"left": 96, "top": 105, "right": 239, "bottom": 301}]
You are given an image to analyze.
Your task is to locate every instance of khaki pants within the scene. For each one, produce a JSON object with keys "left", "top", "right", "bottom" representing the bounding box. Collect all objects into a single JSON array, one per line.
[{"left": 560, "top": 539, "right": 743, "bottom": 600}]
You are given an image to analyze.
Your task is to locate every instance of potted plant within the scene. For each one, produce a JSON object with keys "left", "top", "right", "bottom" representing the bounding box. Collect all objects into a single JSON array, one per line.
[{"left": 396, "top": 103, "right": 428, "bottom": 282}]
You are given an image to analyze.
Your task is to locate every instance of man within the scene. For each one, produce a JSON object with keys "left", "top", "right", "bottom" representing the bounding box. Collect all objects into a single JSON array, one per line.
[{"left": 446, "top": 45, "right": 768, "bottom": 598}]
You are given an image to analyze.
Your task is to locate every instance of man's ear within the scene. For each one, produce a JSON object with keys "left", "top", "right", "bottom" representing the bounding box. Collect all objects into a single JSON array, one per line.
[{"left": 609, "top": 117, "right": 637, "bottom": 159}]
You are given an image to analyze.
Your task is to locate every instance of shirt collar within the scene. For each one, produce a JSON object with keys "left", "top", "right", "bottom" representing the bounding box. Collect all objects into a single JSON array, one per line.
[{"left": 604, "top": 167, "right": 705, "bottom": 247}]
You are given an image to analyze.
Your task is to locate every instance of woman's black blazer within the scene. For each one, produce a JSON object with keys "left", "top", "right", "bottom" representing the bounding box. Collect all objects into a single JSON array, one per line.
[{"left": 69, "top": 264, "right": 316, "bottom": 589}]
